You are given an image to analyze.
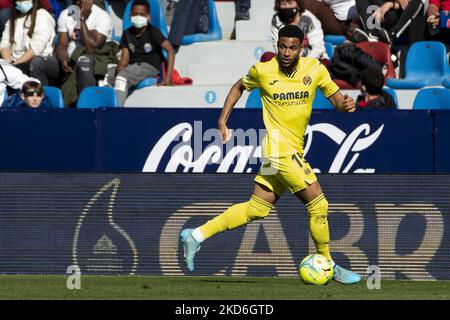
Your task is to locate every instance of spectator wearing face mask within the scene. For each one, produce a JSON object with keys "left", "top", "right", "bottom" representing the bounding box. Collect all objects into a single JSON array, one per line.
[
  {"left": 109, "top": 0, "right": 175, "bottom": 106},
  {"left": 271, "top": 0, "right": 328, "bottom": 60},
  {"left": 0, "top": 0, "right": 58, "bottom": 85}
]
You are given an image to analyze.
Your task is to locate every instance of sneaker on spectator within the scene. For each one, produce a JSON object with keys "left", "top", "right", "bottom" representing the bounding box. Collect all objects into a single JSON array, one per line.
[
  {"left": 372, "top": 28, "right": 392, "bottom": 44},
  {"left": 235, "top": 6, "right": 250, "bottom": 21},
  {"left": 353, "top": 27, "right": 370, "bottom": 42}
]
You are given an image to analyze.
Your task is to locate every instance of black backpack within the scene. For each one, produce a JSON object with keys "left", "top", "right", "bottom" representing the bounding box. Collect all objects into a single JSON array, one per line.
[{"left": 329, "top": 43, "right": 384, "bottom": 86}]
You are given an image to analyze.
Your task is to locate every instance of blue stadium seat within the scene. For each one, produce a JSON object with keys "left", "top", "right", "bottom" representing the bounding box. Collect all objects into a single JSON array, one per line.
[
  {"left": 324, "top": 35, "right": 345, "bottom": 45},
  {"left": 245, "top": 89, "right": 262, "bottom": 108},
  {"left": 123, "top": 0, "right": 169, "bottom": 36},
  {"left": 325, "top": 42, "right": 334, "bottom": 59},
  {"left": 382, "top": 87, "right": 398, "bottom": 109},
  {"left": 412, "top": 87, "right": 450, "bottom": 110},
  {"left": 179, "top": 0, "right": 222, "bottom": 45},
  {"left": 443, "top": 78, "right": 450, "bottom": 89},
  {"left": 77, "top": 87, "right": 119, "bottom": 108},
  {"left": 387, "top": 41, "right": 449, "bottom": 89},
  {"left": 312, "top": 89, "right": 334, "bottom": 109},
  {"left": 43, "top": 86, "right": 65, "bottom": 108}
]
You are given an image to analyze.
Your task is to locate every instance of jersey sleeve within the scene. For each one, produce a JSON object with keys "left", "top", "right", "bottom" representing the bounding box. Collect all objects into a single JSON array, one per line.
[
  {"left": 241, "top": 64, "right": 260, "bottom": 91},
  {"left": 317, "top": 62, "right": 339, "bottom": 98},
  {"left": 151, "top": 27, "right": 166, "bottom": 46}
]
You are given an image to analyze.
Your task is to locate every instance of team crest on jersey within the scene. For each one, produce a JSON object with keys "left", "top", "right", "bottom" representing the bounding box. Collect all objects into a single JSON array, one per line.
[
  {"left": 304, "top": 168, "right": 311, "bottom": 175},
  {"left": 144, "top": 43, "right": 152, "bottom": 53},
  {"left": 303, "top": 76, "right": 312, "bottom": 86}
]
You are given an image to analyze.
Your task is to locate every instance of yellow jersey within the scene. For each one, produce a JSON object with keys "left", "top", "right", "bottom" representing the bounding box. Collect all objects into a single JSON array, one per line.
[{"left": 242, "top": 56, "right": 339, "bottom": 158}]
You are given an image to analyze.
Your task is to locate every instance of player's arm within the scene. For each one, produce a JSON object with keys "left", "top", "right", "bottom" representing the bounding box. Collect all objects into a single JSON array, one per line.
[
  {"left": 218, "top": 78, "right": 246, "bottom": 143},
  {"left": 328, "top": 91, "right": 356, "bottom": 113}
]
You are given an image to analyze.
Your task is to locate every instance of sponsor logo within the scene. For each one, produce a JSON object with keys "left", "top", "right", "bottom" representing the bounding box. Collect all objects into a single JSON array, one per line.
[
  {"left": 142, "top": 122, "right": 384, "bottom": 173},
  {"left": 273, "top": 91, "right": 310, "bottom": 100},
  {"left": 269, "top": 80, "right": 279, "bottom": 85}
]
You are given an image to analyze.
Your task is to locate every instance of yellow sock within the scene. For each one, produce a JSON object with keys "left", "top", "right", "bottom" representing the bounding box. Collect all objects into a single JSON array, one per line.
[
  {"left": 306, "top": 194, "right": 332, "bottom": 262},
  {"left": 199, "top": 195, "right": 272, "bottom": 240}
]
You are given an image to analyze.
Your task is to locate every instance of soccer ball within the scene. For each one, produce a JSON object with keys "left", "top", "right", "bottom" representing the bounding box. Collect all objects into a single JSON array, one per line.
[{"left": 298, "top": 254, "right": 333, "bottom": 285}]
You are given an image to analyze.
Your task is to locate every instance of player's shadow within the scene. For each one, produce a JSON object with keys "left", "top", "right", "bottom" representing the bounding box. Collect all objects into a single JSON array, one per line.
[{"left": 195, "top": 279, "right": 260, "bottom": 284}]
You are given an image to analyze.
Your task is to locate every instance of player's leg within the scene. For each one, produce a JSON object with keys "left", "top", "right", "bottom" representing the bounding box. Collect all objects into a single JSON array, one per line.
[
  {"left": 180, "top": 175, "right": 285, "bottom": 272},
  {"left": 294, "top": 181, "right": 360, "bottom": 284},
  {"left": 287, "top": 154, "right": 361, "bottom": 284}
]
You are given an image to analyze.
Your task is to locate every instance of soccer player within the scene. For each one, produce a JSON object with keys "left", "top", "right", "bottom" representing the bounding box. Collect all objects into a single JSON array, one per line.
[{"left": 180, "top": 25, "right": 361, "bottom": 284}]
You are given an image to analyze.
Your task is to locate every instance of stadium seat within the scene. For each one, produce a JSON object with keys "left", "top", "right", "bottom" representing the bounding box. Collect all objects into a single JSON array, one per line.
[
  {"left": 443, "top": 78, "right": 450, "bottom": 89},
  {"left": 312, "top": 89, "right": 334, "bottom": 109},
  {"left": 356, "top": 41, "right": 396, "bottom": 79},
  {"left": 324, "top": 35, "right": 345, "bottom": 45},
  {"left": 245, "top": 89, "right": 262, "bottom": 108},
  {"left": 412, "top": 87, "right": 450, "bottom": 110},
  {"left": 77, "top": 87, "right": 119, "bottom": 108},
  {"left": 325, "top": 42, "right": 334, "bottom": 59},
  {"left": 382, "top": 87, "right": 398, "bottom": 109},
  {"left": 43, "top": 86, "right": 65, "bottom": 108},
  {"left": 387, "top": 41, "right": 449, "bottom": 89},
  {"left": 123, "top": 0, "right": 169, "bottom": 36}
]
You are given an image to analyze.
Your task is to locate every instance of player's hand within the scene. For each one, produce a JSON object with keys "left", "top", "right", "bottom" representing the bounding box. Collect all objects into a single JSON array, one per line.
[
  {"left": 342, "top": 93, "right": 355, "bottom": 113},
  {"left": 218, "top": 121, "right": 231, "bottom": 144}
]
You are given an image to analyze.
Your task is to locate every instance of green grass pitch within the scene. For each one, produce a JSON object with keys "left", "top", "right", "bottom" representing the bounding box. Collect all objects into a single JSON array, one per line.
[{"left": 0, "top": 275, "right": 450, "bottom": 300}]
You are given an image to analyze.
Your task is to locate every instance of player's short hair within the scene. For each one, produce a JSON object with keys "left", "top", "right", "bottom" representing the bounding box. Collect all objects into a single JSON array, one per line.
[
  {"left": 361, "top": 68, "right": 384, "bottom": 95},
  {"left": 132, "top": 0, "right": 150, "bottom": 13},
  {"left": 278, "top": 25, "right": 304, "bottom": 42}
]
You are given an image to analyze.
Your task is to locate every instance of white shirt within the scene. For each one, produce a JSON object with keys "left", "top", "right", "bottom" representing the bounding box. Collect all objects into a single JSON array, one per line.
[
  {"left": 0, "top": 9, "right": 56, "bottom": 61},
  {"left": 0, "top": 59, "right": 38, "bottom": 103},
  {"left": 57, "top": 4, "right": 112, "bottom": 57},
  {"left": 320, "top": 0, "right": 358, "bottom": 21}
]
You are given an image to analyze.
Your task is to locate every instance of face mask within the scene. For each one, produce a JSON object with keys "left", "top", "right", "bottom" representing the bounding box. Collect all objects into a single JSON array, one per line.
[
  {"left": 16, "top": 1, "right": 33, "bottom": 14},
  {"left": 130, "top": 15, "right": 148, "bottom": 29},
  {"left": 278, "top": 8, "right": 298, "bottom": 23}
]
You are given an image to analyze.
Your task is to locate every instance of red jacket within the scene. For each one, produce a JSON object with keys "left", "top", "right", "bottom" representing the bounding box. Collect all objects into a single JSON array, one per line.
[{"left": 430, "top": 0, "right": 450, "bottom": 11}]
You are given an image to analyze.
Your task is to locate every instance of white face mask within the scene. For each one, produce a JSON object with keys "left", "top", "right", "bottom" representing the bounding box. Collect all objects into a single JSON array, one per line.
[{"left": 130, "top": 15, "right": 148, "bottom": 29}]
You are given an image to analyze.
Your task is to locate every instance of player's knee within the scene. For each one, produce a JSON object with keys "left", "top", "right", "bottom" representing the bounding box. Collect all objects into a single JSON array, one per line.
[{"left": 246, "top": 195, "right": 272, "bottom": 221}]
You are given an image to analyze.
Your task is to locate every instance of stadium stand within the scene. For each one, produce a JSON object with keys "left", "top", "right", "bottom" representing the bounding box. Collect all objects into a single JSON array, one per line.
[
  {"left": 387, "top": 41, "right": 450, "bottom": 89},
  {"left": 325, "top": 42, "right": 334, "bottom": 59},
  {"left": 383, "top": 87, "right": 399, "bottom": 109},
  {"left": 444, "top": 78, "right": 450, "bottom": 89},
  {"left": 412, "top": 87, "right": 450, "bottom": 110},
  {"left": 43, "top": 86, "right": 65, "bottom": 109},
  {"left": 324, "top": 34, "right": 345, "bottom": 45},
  {"left": 77, "top": 86, "right": 119, "bottom": 108},
  {"left": 356, "top": 41, "right": 396, "bottom": 79}
]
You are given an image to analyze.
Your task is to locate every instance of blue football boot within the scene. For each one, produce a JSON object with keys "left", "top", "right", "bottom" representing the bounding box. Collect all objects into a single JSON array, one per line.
[
  {"left": 180, "top": 229, "right": 201, "bottom": 272},
  {"left": 333, "top": 264, "right": 361, "bottom": 284}
]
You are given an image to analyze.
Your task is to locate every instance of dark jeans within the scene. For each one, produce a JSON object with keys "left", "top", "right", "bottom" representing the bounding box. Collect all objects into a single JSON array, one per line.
[
  {"left": 168, "top": 0, "right": 210, "bottom": 47},
  {"left": 15, "top": 56, "right": 60, "bottom": 86},
  {"left": 356, "top": 0, "right": 423, "bottom": 38},
  {"left": 75, "top": 54, "right": 96, "bottom": 94}
]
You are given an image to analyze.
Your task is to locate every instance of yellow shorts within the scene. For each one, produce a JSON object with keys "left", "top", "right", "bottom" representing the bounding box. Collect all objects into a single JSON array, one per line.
[{"left": 254, "top": 153, "right": 317, "bottom": 196}]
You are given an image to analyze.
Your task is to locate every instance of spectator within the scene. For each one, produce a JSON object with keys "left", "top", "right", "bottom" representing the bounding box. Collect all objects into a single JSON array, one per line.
[
  {"left": 271, "top": 0, "right": 328, "bottom": 59},
  {"left": 303, "top": 0, "right": 360, "bottom": 40},
  {"left": 356, "top": 67, "right": 395, "bottom": 109},
  {"left": 0, "top": 0, "right": 58, "bottom": 85},
  {"left": 109, "top": 0, "right": 175, "bottom": 106},
  {"left": 427, "top": 0, "right": 450, "bottom": 44},
  {"left": 235, "top": 0, "right": 251, "bottom": 21},
  {"left": 2, "top": 80, "right": 52, "bottom": 108},
  {"left": 0, "top": 0, "right": 12, "bottom": 37},
  {"left": 353, "top": 0, "right": 425, "bottom": 44},
  {"left": 0, "top": 58, "right": 38, "bottom": 103},
  {"left": 56, "top": 0, "right": 118, "bottom": 106},
  {"left": 167, "top": 0, "right": 209, "bottom": 52}
]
